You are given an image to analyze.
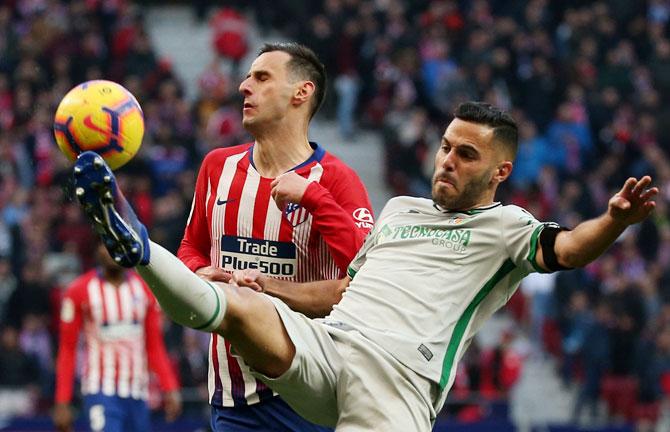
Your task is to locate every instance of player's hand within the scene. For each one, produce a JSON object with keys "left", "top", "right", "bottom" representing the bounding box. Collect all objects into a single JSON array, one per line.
[
  {"left": 608, "top": 176, "right": 659, "bottom": 226},
  {"left": 271, "top": 172, "right": 312, "bottom": 209},
  {"left": 163, "top": 390, "right": 182, "bottom": 422},
  {"left": 53, "top": 403, "right": 74, "bottom": 432},
  {"left": 231, "top": 269, "right": 266, "bottom": 292},
  {"left": 195, "top": 266, "right": 232, "bottom": 283}
]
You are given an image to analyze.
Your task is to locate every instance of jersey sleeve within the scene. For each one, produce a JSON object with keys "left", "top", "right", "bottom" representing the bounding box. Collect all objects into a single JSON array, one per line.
[
  {"left": 346, "top": 228, "right": 376, "bottom": 279},
  {"left": 500, "top": 205, "right": 554, "bottom": 274},
  {"left": 143, "top": 287, "right": 180, "bottom": 392},
  {"left": 346, "top": 197, "right": 402, "bottom": 279},
  {"left": 54, "top": 281, "right": 85, "bottom": 404},
  {"left": 178, "top": 155, "right": 212, "bottom": 272},
  {"left": 300, "top": 164, "right": 374, "bottom": 274}
]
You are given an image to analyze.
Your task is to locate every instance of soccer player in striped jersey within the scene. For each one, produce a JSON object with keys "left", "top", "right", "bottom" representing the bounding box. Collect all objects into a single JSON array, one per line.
[
  {"left": 53, "top": 243, "right": 181, "bottom": 432},
  {"left": 74, "top": 102, "right": 657, "bottom": 430},
  {"left": 177, "top": 43, "right": 373, "bottom": 430}
]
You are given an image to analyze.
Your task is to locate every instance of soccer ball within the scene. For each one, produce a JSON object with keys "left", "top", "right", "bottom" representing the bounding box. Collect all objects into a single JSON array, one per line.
[{"left": 53, "top": 80, "right": 144, "bottom": 170}]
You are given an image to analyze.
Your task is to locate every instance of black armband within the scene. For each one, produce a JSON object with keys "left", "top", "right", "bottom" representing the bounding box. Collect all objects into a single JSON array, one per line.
[{"left": 539, "top": 225, "right": 573, "bottom": 272}]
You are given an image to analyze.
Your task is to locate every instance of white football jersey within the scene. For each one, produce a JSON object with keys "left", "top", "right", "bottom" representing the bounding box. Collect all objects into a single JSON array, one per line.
[{"left": 329, "top": 196, "right": 553, "bottom": 413}]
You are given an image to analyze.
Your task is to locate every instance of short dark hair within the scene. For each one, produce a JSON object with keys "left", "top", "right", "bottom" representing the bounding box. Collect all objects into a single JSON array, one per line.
[
  {"left": 454, "top": 102, "right": 518, "bottom": 157},
  {"left": 259, "top": 42, "right": 327, "bottom": 120}
]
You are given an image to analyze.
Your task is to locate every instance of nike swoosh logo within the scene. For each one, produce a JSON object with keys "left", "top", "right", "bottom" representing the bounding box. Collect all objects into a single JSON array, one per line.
[{"left": 216, "top": 198, "right": 237, "bottom": 205}]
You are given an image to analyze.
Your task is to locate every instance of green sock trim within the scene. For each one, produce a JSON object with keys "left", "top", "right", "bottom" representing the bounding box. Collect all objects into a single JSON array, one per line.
[{"left": 193, "top": 281, "right": 222, "bottom": 331}]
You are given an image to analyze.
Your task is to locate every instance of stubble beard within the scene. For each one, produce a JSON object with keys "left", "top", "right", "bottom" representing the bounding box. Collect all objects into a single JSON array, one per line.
[{"left": 432, "top": 171, "right": 492, "bottom": 211}]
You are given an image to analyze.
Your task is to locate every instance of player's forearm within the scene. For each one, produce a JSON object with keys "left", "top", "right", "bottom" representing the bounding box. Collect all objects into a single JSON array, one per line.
[
  {"left": 147, "top": 349, "right": 180, "bottom": 392},
  {"left": 555, "top": 213, "right": 627, "bottom": 268},
  {"left": 54, "top": 347, "right": 77, "bottom": 403},
  {"left": 55, "top": 313, "right": 81, "bottom": 404},
  {"left": 263, "top": 278, "right": 347, "bottom": 318},
  {"left": 145, "top": 312, "right": 180, "bottom": 391}
]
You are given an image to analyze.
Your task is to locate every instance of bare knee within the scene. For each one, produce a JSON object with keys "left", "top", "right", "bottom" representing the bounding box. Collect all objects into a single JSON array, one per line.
[
  {"left": 214, "top": 284, "right": 295, "bottom": 377},
  {"left": 217, "top": 283, "right": 266, "bottom": 331}
]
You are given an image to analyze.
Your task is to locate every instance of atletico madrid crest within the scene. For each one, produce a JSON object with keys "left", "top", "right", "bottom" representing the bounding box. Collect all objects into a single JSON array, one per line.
[{"left": 284, "top": 203, "right": 310, "bottom": 226}]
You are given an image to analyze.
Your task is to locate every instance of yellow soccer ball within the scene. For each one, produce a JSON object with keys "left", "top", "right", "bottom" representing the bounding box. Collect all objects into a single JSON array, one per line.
[{"left": 53, "top": 80, "right": 144, "bottom": 170}]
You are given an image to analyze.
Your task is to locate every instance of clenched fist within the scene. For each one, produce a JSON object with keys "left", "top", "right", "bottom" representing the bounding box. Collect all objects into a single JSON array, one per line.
[{"left": 271, "top": 172, "right": 312, "bottom": 210}]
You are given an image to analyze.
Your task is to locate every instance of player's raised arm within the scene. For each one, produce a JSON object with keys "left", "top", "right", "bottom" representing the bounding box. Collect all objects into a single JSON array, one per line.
[
  {"left": 536, "top": 176, "right": 658, "bottom": 271},
  {"left": 271, "top": 168, "right": 373, "bottom": 275},
  {"left": 300, "top": 171, "right": 374, "bottom": 274}
]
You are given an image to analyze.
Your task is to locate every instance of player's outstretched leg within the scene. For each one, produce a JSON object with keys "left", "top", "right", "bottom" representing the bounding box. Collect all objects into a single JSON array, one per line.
[
  {"left": 73, "top": 151, "right": 149, "bottom": 267},
  {"left": 71, "top": 153, "right": 294, "bottom": 380},
  {"left": 72, "top": 151, "right": 225, "bottom": 332}
]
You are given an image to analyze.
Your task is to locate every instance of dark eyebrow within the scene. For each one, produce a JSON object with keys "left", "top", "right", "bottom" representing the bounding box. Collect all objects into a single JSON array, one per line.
[
  {"left": 441, "top": 137, "right": 480, "bottom": 156},
  {"left": 458, "top": 143, "right": 479, "bottom": 153},
  {"left": 252, "top": 70, "right": 271, "bottom": 78}
]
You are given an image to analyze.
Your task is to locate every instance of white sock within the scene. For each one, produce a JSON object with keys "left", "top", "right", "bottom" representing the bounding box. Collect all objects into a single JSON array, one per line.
[{"left": 136, "top": 241, "right": 226, "bottom": 332}]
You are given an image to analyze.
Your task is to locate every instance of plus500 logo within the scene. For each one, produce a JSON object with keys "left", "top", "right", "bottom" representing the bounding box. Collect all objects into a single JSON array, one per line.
[
  {"left": 222, "top": 256, "right": 294, "bottom": 276},
  {"left": 220, "top": 236, "right": 296, "bottom": 277}
]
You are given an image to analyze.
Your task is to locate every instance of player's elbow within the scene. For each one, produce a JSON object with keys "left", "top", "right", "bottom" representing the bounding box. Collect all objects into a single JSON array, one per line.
[
  {"left": 307, "top": 294, "right": 340, "bottom": 319},
  {"left": 308, "top": 279, "right": 348, "bottom": 319},
  {"left": 326, "top": 284, "right": 346, "bottom": 312}
]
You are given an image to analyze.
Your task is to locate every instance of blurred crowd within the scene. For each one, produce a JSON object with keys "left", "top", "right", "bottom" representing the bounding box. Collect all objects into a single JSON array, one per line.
[
  {"left": 2, "top": 0, "right": 670, "bottom": 429},
  {"left": 0, "top": 0, "right": 227, "bottom": 420}
]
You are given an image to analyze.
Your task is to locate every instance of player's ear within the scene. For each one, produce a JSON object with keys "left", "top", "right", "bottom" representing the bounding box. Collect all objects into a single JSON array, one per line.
[
  {"left": 293, "top": 81, "right": 315, "bottom": 106},
  {"left": 493, "top": 161, "right": 513, "bottom": 184}
]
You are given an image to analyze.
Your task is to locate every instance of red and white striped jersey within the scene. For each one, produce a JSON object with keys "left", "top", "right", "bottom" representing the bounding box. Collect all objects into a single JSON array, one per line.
[
  {"left": 55, "top": 269, "right": 179, "bottom": 403},
  {"left": 178, "top": 142, "right": 373, "bottom": 407}
]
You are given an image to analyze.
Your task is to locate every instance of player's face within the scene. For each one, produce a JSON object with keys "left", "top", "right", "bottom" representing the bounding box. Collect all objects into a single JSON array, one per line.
[
  {"left": 432, "top": 118, "right": 503, "bottom": 210},
  {"left": 238, "top": 51, "right": 295, "bottom": 132},
  {"left": 96, "top": 243, "right": 122, "bottom": 271}
]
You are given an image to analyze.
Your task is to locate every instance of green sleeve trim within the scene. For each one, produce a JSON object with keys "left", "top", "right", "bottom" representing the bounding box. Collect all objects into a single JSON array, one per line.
[
  {"left": 439, "top": 259, "right": 516, "bottom": 390},
  {"left": 194, "top": 281, "right": 222, "bottom": 331},
  {"left": 526, "top": 224, "right": 548, "bottom": 273},
  {"left": 347, "top": 266, "right": 357, "bottom": 279}
]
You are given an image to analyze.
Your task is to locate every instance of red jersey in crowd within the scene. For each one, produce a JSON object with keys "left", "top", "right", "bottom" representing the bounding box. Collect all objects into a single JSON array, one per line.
[
  {"left": 178, "top": 142, "right": 373, "bottom": 407},
  {"left": 55, "top": 269, "right": 179, "bottom": 403}
]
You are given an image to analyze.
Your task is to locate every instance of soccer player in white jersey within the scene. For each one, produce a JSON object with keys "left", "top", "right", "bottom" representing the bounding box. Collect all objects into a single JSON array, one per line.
[
  {"left": 53, "top": 243, "right": 181, "bottom": 432},
  {"left": 72, "top": 101, "right": 658, "bottom": 431},
  {"left": 177, "top": 43, "right": 372, "bottom": 430}
]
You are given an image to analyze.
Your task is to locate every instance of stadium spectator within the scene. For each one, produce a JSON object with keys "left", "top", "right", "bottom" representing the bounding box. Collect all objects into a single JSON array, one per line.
[
  {"left": 0, "top": 325, "right": 40, "bottom": 418},
  {"left": 210, "top": 7, "right": 249, "bottom": 76},
  {"left": 571, "top": 299, "right": 612, "bottom": 423},
  {"left": 0, "top": 257, "right": 17, "bottom": 325}
]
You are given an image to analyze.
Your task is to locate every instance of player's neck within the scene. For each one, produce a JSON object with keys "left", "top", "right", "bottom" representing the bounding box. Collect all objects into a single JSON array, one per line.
[
  {"left": 252, "top": 128, "right": 313, "bottom": 178},
  {"left": 103, "top": 268, "right": 125, "bottom": 286},
  {"left": 445, "top": 191, "right": 498, "bottom": 212},
  {"left": 471, "top": 194, "right": 497, "bottom": 209}
]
